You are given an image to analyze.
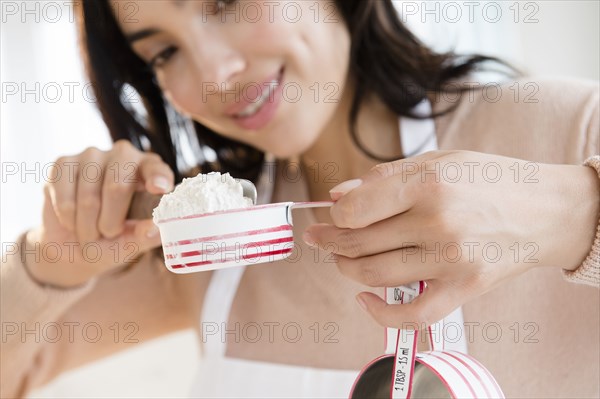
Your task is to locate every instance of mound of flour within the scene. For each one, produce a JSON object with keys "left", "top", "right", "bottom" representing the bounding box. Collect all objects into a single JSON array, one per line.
[{"left": 153, "top": 172, "right": 252, "bottom": 222}]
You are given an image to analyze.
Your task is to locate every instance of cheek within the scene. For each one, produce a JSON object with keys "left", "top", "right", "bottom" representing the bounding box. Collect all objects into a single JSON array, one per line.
[{"left": 159, "top": 67, "right": 214, "bottom": 121}]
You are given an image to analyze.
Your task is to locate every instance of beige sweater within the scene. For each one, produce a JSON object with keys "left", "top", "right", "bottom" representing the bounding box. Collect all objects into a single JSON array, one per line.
[
  {"left": 1, "top": 77, "right": 599, "bottom": 398},
  {"left": 564, "top": 155, "right": 600, "bottom": 285}
]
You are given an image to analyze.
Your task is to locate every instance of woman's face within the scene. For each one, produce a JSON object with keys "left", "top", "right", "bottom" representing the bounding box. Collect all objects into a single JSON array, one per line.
[{"left": 111, "top": 0, "right": 351, "bottom": 158}]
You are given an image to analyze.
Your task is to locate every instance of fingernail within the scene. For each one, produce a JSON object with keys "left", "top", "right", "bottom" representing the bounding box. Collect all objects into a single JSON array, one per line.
[
  {"left": 329, "top": 179, "right": 362, "bottom": 199},
  {"left": 356, "top": 295, "right": 369, "bottom": 312},
  {"left": 146, "top": 225, "right": 159, "bottom": 238},
  {"left": 153, "top": 176, "right": 171, "bottom": 192},
  {"left": 303, "top": 231, "right": 315, "bottom": 246}
]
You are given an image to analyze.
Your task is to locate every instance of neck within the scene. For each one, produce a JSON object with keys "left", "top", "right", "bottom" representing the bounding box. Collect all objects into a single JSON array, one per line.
[{"left": 300, "top": 79, "right": 403, "bottom": 203}]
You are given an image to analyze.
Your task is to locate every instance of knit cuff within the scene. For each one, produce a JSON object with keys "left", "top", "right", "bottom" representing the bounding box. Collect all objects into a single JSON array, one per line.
[
  {"left": 1, "top": 233, "right": 97, "bottom": 328},
  {"left": 562, "top": 155, "right": 600, "bottom": 287}
]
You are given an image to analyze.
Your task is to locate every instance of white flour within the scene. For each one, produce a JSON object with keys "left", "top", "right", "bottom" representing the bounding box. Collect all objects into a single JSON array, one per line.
[{"left": 152, "top": 172, "right": 252, "bottom": 222}]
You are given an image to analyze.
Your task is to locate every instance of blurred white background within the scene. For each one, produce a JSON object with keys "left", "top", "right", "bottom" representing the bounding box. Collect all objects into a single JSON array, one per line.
[{"left": 1, "top": 1, "right": 598, "bottom": 397}]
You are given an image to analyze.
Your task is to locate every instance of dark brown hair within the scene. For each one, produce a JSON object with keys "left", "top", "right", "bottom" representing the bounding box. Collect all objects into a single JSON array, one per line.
[{"left": 77, "top": 0, "right": 514, "bottom": 182}]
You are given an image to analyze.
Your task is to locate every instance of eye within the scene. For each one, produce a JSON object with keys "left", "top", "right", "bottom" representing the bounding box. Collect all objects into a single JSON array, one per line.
[
  {"left": 215, "top": 0, "right": 237, "bottom": 13},
  {"left": 149, "top": 46, "right": 178, "bottom": 69}
]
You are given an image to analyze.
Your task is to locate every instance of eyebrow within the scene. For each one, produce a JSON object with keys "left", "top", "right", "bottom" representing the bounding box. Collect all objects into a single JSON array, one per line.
[
  {"left": 126, "top": 28, "right": 160, "bottom": 44},
  {"left": 125, "top": 0, "right": 185, "bottom": 44}
]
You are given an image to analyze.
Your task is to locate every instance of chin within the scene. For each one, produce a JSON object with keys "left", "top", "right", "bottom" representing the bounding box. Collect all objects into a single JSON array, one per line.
[
  {"left": 264, "top": 124, "right": 324, "bottom": 159},
  {"left": 264, "top": 137, "right": 318, "bottom": 159},
  {"left": 260, "top": 144, "right": 302, "bottom": 159}
]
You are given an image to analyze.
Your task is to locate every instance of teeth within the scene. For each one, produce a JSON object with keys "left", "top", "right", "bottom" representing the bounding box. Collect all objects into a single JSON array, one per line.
[{"left": 236, "top": 79, "right": 280, "bottom": 118}]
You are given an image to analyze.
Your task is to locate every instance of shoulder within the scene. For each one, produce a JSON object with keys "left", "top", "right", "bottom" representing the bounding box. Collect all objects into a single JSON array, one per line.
[
  {"left": 432, "top": 76, "right": 599, "bottom": 127},
  {"left": 431, "top": 76, "right": 599, "bottom": 163}
]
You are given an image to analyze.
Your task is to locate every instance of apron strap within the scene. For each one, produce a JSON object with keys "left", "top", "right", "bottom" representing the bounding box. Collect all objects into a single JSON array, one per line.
[{"left": 200, "top": 266, "right": 246, "bottom": 358}]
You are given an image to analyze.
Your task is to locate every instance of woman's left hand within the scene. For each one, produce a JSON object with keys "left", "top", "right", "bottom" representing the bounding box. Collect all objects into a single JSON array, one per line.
[{"left": 303, "top": 150, "right": 600, "bottom": 328}]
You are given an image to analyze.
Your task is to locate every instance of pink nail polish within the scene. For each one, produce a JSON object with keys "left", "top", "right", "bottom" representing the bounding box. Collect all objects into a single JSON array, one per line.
[
  {"left": 356, "top": 295, "right": 369, "bottom": 312},
  {"left": 153, "top": 177, "right": 171, "bottom": 192},
  {"left": 146, "top": 225, "right": 159, "bottom": 238},
  {"left": 329, "top": 179, "right": 362, "bottom": 197},
  {"left": 303, "top": 231, "right": 315, "bottom": 246}
]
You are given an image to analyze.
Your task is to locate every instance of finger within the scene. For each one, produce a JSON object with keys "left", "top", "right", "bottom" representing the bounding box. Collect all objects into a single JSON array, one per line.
[
  {"left": 89, "top": 219, "right": 161, "bottom": 273},
  {"left": 137, "top": 153, "right": 174, "bottom": 194},
  {"left": 330, "top": 149, "right": 456, "bottom": 229},
  {"left": 98, "top": 153, "right": 142, "bottom": 239},
  {"left": 42, "top": 184, "right": 64, "bottom": 233},
  {"left": 331, "top": 150, "right": 457, "bottom": 228},
  {"left": 360, "top": 150, "right": 450, "bottom": 184},
  {"left": 328, "top": 152, "right": 446, "bottom": 202},
  {"left": 330, "top": 174, "right": 418, "bottom": 229},
  {"left": 75, "top": 148, "right": 105, "bottom": 243},
  {"left": 335, "top": 248, "right": 441, "bottom": 288},
  {"left": 329, "top": 179, "right": 363, "bottom": 202},
  {"left": 305, "top": 212, "right": 425, "bottom": 258},
  {"left": 356, "top": 282, "right": 461, "bottom": 329},
  {"left": 47, "top": 156, "right": 78, "bottom": 231},
  {"left": 117, "top": 219, "right": 162, "bottom": 258}
]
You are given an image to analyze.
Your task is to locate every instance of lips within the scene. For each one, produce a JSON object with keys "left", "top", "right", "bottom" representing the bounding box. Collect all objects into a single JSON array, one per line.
[{"left": 225, "top": 67, "right": 285, "bottom": 131}]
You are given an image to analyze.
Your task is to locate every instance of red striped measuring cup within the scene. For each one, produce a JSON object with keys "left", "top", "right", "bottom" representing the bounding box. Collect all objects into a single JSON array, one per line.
[
  {"left": 349, "top": 282, "right": 504, "bottom": 398},
  {"left": 155, "top": 201, "right": 333, "bottom": 273}
]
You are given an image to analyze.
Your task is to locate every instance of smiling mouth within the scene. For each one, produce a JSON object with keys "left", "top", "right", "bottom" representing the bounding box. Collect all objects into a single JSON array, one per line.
[{"left": 233, "top": 68, "right": 284, "bottom": 119}]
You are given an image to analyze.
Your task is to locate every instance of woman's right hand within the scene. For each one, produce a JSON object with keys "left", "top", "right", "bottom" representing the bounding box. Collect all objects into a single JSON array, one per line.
[{"left": 25, "top": 140, "right": 174, "bottom": 288}]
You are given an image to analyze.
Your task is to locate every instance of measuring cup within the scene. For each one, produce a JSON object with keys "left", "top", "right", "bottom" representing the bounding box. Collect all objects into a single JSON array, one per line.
[
  {"left": 349, "top": 282, "right": 504, "bottom": 398},
  {"left": 155, "top": 200, "right": 333, "bottom": 273}
]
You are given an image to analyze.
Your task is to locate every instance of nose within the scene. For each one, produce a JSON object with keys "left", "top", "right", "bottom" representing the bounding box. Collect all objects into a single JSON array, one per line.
[{"left": 190, "top": 33, "right": 246, "bottom": 91}]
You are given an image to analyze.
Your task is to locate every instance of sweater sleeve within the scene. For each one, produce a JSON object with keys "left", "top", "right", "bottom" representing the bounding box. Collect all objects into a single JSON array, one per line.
[
  {"left": 563, "top": 155, "right": 600, "bottom": 287},
  {"left": 1, "top": 232, "right": 205, "bottom": 398},
  {"left": 1, "top": 233, "right": 96, "bottom": 396},
  {"left": 562, "top": 79, "right": 600, "bottom": 288}
]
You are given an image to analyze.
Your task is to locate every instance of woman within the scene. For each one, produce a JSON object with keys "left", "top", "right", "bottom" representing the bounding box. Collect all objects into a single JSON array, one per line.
[{"left": 2, "top": 0, "right": 598, "bottom": 397}]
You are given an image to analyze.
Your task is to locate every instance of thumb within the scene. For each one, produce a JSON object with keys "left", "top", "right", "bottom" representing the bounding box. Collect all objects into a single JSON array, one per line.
[
  {"left": 356, "top": 291, "right": 428, "bottom": 330},
  {"left": 356, "top": 285, "right": 455, "bottom": 330},
  {"left": 358, "top": 151, "right": 447, "bottom": 186},
  {"left": 117, "top": 219, "right": 162, "bottom": 259},
  {"left": 329, "top": 179, "right": 363, "bottom": 201},
  {"left": 328, "top": 152, "right": 445, "bottom": 201}
]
